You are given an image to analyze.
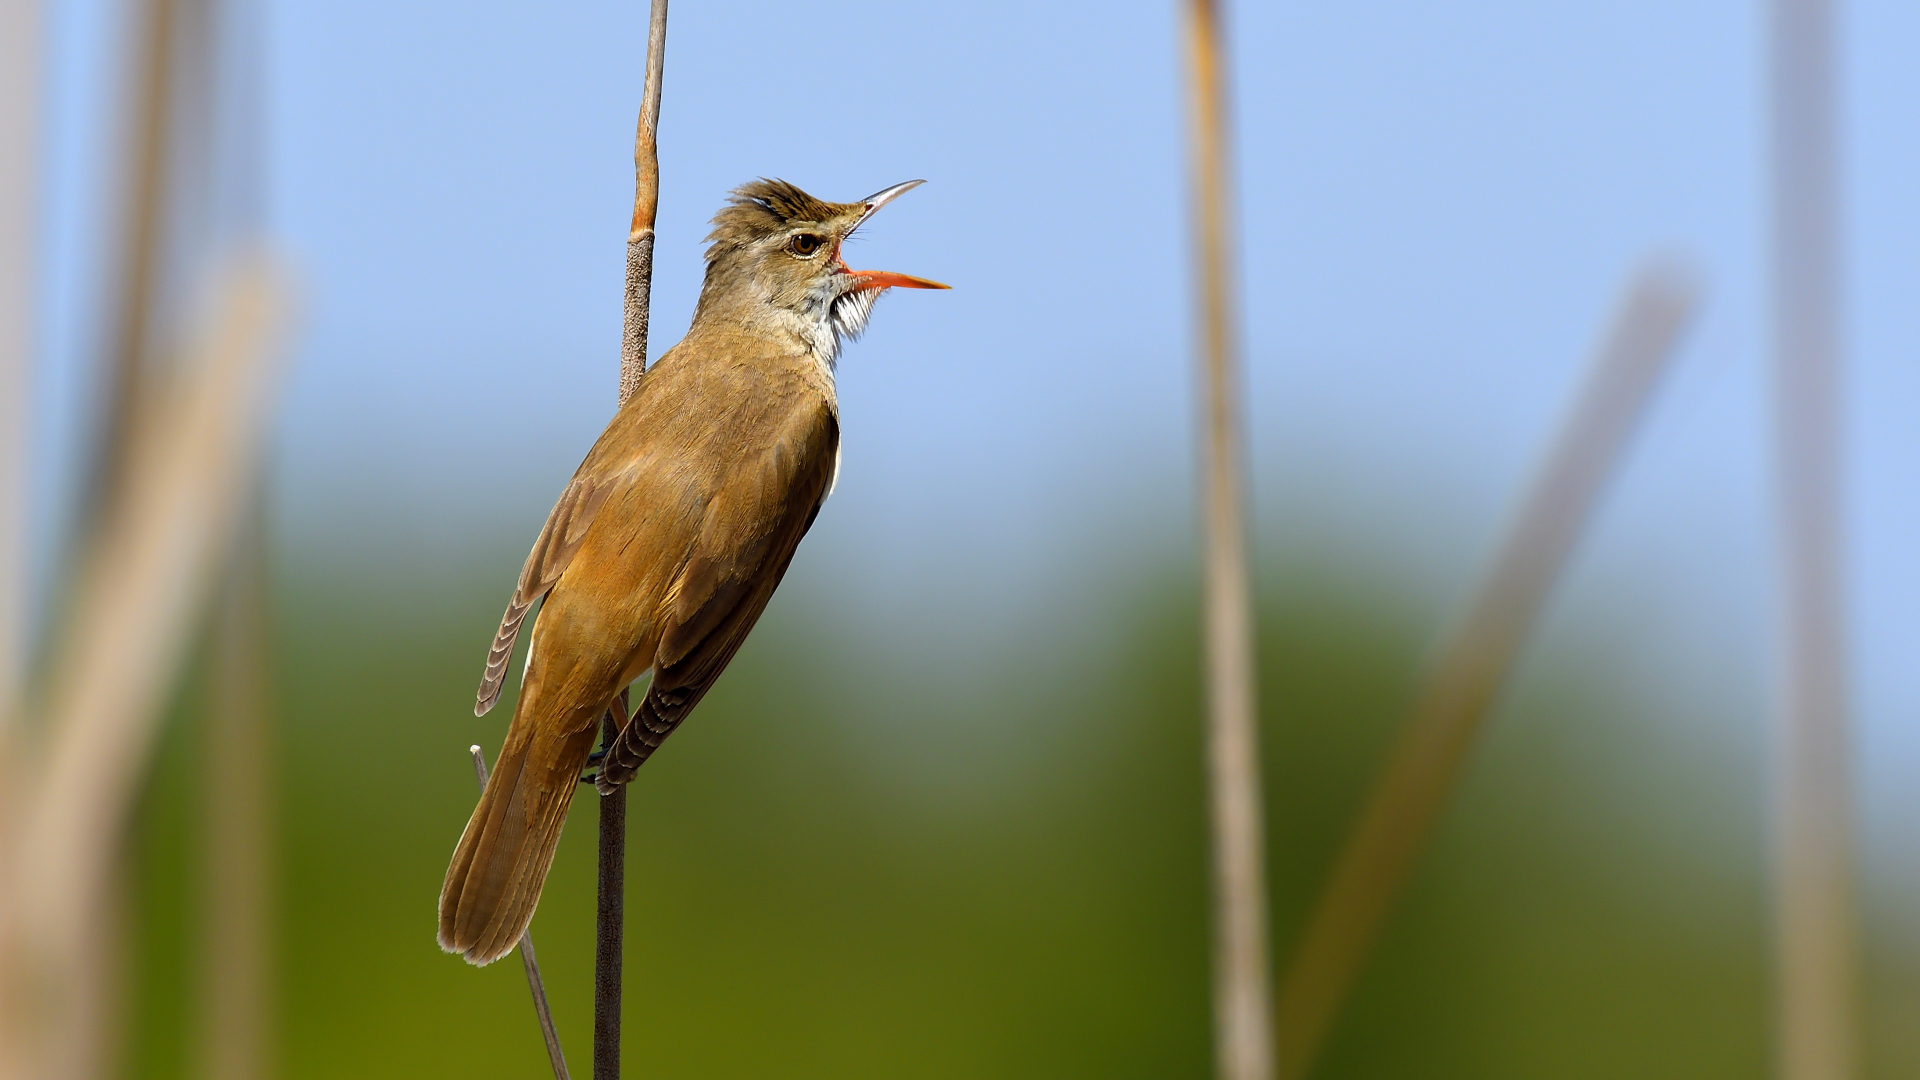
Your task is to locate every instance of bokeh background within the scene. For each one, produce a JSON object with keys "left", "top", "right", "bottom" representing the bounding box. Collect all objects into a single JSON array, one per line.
[{"left": 21, "top": 0, "right": 1920, "bottom": 1076}]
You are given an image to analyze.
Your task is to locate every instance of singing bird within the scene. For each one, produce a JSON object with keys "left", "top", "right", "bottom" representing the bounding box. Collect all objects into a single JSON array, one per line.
[{"left": 439, "top": 179, "right": 947, "bottom": 965}]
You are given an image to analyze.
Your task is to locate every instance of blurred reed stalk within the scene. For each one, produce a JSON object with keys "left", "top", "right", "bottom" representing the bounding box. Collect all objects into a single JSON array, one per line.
[
  {"left": 0, "top": 0, "right": 33, "bottom": 736},
  {"left": 201, "top": 523, "right": 274, "bottom": 1080},
  {"left": 12, "top": 258, "right": 289, "bottom": 1080},
  {"left": 1767, "top": 1, "right": 1859, "bottom": 1077},
  {"left": 470, "top": 746, "right": 571, "bottom": 1080},
  {"left": 598, "top": 3, "right": 668, "bottom": 1077},
  {"left": 1182, "top": 3, "right": 1274, "bottom": 1079},
  {"left": 1273, "top": 265, "right": 1698, "bottom": 1079},
  {"left": 4, "top": 0, "right": 186, "bottom": 1070},
  {"left": 0, "top": 0, "right": 283, "bottom": 1075},
  {"left": 0, "top": 0, "right": 34, "bottom": 1068},
  {"left": 195, "top": 0, "right": 279, "bottom": 1074},
  {"left": 89, "top": 0, "right": 184, "bottom": 526}
]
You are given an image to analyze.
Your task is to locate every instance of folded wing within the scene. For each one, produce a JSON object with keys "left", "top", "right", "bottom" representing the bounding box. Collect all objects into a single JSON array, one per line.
[{"left": 599, "top": 401, "right": 838, "bottom": 788}]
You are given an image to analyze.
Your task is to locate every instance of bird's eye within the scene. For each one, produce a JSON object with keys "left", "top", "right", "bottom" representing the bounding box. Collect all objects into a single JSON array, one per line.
[{"left": 787, "top": 233, "right": 824, "bottom": 258}]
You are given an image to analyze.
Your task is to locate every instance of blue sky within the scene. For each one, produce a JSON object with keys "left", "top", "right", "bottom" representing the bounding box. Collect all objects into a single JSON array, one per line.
[{"left": 35, "top": 0, "right": 1920, "bottom": 907}]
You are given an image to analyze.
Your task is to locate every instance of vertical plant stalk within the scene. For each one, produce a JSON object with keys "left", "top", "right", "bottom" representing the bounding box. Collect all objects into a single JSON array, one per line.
[
  {"left": 600, "top": 6, "right": 667, "bottom": 1078},
  {"left": 594, "top": 702, "right": 627, "bottom": 1080},
  {"left": 2, "top": 0, "right": 185, "bottom": 1049},
  {"left": 1767, "top": 1, "right": 1859, "bottom": 1078},
  {"left": 1183, "top": 4, "right": 1274, "bottom": 1080},
  {"left": 90, "top": 0, "right": 182, "bottom": 523},
  {"left": 1272, "top": 267, "right": 1697, "bottom": 1078},
  {"left": 0, "top": 0, "right": 34, "bottom": 734},
  {"left": 0, "top": 2, "right": 34, "bottom": 1072},
  {"left": 198, "top": 0, "right": 274, "bottom": 1072},
  {"left": 201, "top": 524, "right": 274, "bottom": 1080},
  {"left": 619, "top": 0, "right": 669, "bottom": 409},
  {"left": 13, "top": 258, "right": 288, "bottom": 1080},
  {"left": 470, "top": 746, "right": 570, "bottom": 1080}
]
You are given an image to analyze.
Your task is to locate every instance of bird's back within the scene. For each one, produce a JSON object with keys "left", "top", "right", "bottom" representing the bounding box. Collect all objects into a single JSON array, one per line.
[{"left": 539, "top": 331, "right": 839, "bottom": 692}]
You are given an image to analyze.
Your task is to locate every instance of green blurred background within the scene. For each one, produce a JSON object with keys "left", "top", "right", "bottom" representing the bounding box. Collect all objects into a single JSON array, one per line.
[{"left": 120, "top": 538, "right": 1918, "bottom": 1078}]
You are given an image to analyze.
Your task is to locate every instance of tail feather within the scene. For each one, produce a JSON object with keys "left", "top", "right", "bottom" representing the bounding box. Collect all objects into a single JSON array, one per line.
[{"left": 438, "top": 717, "right": 599, "bottom": 965}]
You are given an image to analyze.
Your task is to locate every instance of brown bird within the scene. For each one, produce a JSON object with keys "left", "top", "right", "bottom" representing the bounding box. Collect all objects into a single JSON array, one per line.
[{"left": 438, "top": 178, "right": 946, "bottom": 965}]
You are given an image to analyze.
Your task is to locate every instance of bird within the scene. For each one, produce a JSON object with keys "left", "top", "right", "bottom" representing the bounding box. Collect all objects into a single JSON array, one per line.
[{"left": 438, "top": 178, "right": 947, "bottom": 965}]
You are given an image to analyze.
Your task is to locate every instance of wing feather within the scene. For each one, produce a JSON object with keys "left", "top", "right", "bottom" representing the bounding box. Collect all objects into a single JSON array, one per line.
[{"left": 475, "top": 472, "right": 621, "bottom": 715}]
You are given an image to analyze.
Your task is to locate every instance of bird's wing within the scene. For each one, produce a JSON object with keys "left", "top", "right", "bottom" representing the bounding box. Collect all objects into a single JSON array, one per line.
[
  {"left": 475, "top": 469, "right": 625, "bottom": 715},
  {"left": 599, "top": 399, "right": 839, "bottom": 785}
]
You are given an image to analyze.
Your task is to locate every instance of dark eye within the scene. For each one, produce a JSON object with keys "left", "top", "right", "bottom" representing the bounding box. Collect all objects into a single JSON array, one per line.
[{"left": 786, "top": 233, "right": 824, "bottom": 257}]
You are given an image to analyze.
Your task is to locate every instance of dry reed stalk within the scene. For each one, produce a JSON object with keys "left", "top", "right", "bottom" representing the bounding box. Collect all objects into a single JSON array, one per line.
[
  {"left": 199, "top": 525, "right": 274, "bottom": 1080},
  {"left": 1273, "top": 266, "right": 1698, "bottom": 1078},
  {"left": 0, "top": 0, "right": 34, "bottom": 734},
  {"left": 0, "top": 17, "right": 38, "bottom": 1070},
  {"left": 599, "top": 5, "right": 668, "bottom": 1077},
  {"left": 619, "top": 0, "right": 669, "bottom": 407},
  {"left": 12, "top": 0, "right": 203, "bottom": 1043},
  {"left": 470, "top": 746, "right": 571, "bottom": 1080},
  {"left": 1183, "top": 3, "right": 1274, "bottom": 1079},
  {"left": 1767, "top": 1, "right": 1859, "bottom": 1077},
  {"left": 90, "top": 0, "right": 184, "bottom": 522},
  {"left": 196, "top": 0, "right": 276, "bottom": 1070},
  {"left": 594, "top": 706, "right": 627, "bottom": 1080},
  {"left": 11, "top": 257, "right": 288, "bottom": 1080}
]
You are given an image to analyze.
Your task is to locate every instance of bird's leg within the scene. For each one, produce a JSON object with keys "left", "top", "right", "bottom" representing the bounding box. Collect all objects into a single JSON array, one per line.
[{"left": 579, "top": 688, "right": 632, "bottom": 786}]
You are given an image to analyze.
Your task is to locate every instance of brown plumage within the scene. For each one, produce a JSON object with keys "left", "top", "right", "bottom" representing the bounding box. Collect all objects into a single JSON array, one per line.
[{"left": 438, "top": 179, "right": 946, "bottom": 965}]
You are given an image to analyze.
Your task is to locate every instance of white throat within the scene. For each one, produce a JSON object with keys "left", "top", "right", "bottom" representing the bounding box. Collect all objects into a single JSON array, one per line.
[
  {"left": 828, "top": 287, "right": 881, "bottom": 348},
  {"left": 788, "top": 280, "right": 882, "bottom": 369}
]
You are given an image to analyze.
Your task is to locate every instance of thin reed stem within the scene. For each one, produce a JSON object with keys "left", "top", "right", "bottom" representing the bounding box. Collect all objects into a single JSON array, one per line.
[
  {"left": 469, "top": 746, "right": 570, "bottom": 1080},
  {"left": 619, "top": 0, "right": 669, "bottom": 407},
  {"left": 0, "top": 17, "right": 35, "bottom": 1067},
  {"left": 15, "top": 258, "right": 288, "bottom": 1080},
  {"left": 1183, "top": 3, "right": 1273, "bottom": 1079},
  {"left": 599, "top": 4, "right": 669, "bottom": 1076},
  {"left": 1273, "top": 266, "right": 1697, "bottom": 1078},
  {"left": 0, "top": 0, "right": 33, "bottom": 731},
  {"left": 1767, "top": 1, "right": 1859, "bottom": 1076},
  {"left": 90, "top": 0, "right": 181, "bottom": 525},
  {"left": 594, "top": 701, "right": 628, "bottom": 1080},
  {"left": 202, "top": 524, "right": 274, "bottom": 1080}
]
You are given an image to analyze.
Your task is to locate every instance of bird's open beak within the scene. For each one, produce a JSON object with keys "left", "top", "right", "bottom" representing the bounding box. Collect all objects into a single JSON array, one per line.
[
  {"left": 839, "top": 180, "right": 951, "bottom": 292},
  {"left": 843, "top": 269, "right": 950, "bottom": 292},
  {"left": 858, "top": 179, "right": 926, "bottom": 220}
]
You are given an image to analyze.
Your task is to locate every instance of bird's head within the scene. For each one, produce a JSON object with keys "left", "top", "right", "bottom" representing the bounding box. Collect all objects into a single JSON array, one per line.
[{"left": 696, "top": 178, "right": 948, "bottom": 362}]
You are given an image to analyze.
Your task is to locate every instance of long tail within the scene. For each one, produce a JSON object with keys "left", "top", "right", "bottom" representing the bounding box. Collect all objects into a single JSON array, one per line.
[{"left": 438, "top": 707, "right": 600, "bottom": 966}]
